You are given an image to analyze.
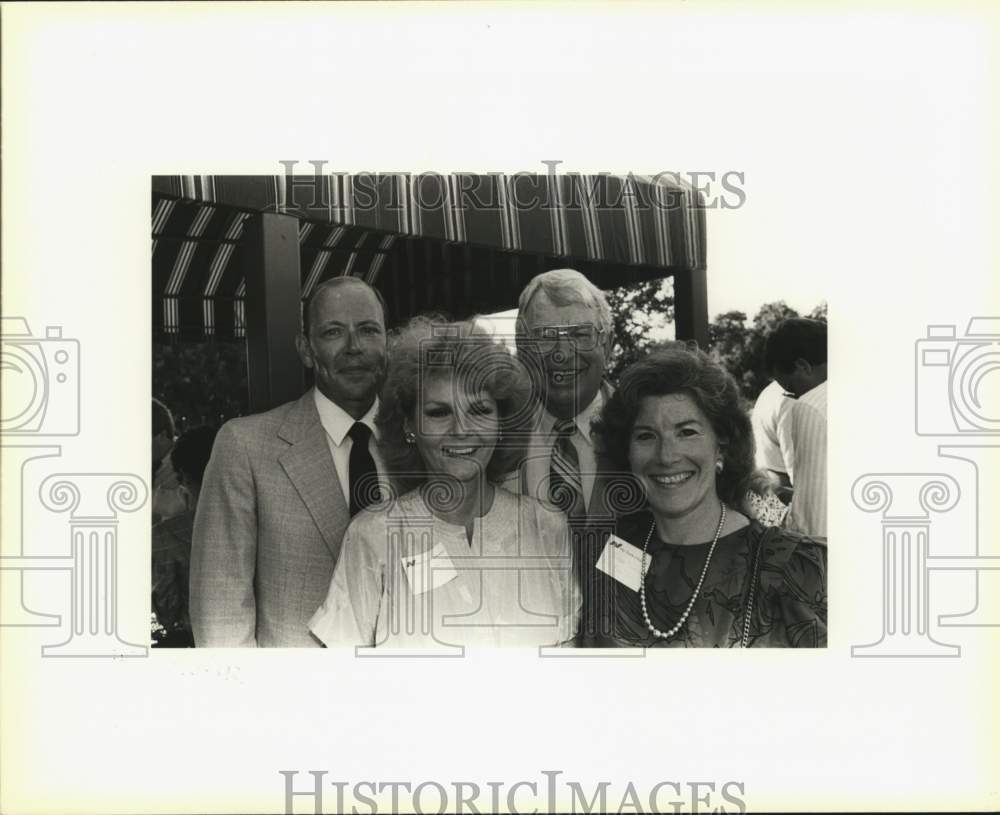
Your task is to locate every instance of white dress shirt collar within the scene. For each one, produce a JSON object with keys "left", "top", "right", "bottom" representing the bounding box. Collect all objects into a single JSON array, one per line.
[
  {"left": 538, "top": 387, "right": 605, "bottom": 441},
  {"left": 313, "top": 388, "right": 380, "bottom": 447}
]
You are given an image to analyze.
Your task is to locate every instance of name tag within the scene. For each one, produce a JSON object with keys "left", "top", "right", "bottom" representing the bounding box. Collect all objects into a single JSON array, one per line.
[
  {"left": 595, "top": 534, "right": 647, "bottom": 592},
  {"left": 401, "top": 542, "right": 458, "bottom": 596}
]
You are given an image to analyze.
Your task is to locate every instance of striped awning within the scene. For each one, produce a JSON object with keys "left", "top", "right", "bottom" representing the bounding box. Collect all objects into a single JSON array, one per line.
[{"left": 152, "top": 173, "right": 706, "bottom": 341}]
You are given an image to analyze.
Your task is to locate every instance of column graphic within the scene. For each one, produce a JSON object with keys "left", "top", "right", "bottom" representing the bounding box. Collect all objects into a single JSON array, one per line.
[
  {"left": 936, "top": 445, "right": 1000, "bottom": 626},
  {"left": 0, "top": 445, "right": 63, "bottom": 626},
  {"left": 851, "top": 474, "right": 961, "bottom": 657},
  {"left": 38, "top": 474, "right": 148, "bottom": 657}
]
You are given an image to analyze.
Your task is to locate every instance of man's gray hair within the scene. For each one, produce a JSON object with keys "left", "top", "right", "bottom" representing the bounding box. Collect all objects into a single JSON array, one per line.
[{"left": 517, "top": 268, "right": 613, "bottom": 335}]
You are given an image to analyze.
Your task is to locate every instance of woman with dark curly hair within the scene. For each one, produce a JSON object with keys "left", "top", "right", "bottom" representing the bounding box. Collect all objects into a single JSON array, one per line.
[
  {"left": 309, "top": 317, "right": 581, "bottom": 648},
  {"left": 586, "top": 343, "right": 827, "bottom": 648}
]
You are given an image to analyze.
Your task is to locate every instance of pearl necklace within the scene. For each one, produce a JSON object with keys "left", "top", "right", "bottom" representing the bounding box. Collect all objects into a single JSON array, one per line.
[{"left": 639, "top": 504, "right": 726, "bottom": 641}]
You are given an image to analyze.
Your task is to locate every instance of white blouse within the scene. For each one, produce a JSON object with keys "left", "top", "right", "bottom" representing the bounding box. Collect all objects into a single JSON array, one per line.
[{"left": 309, "top": 487, "right": 580, "bottom": 648}]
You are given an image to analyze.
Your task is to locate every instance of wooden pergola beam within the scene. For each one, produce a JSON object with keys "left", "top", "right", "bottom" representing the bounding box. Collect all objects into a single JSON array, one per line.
[
  {"left": 673, "top": 267, "right": 709, "bottom": 349},
  {"left": 244, "top": 213, "right": 305, "bottom": 412}
]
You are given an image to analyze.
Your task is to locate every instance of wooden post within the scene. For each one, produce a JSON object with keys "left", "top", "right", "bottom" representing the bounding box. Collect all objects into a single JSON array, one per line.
[
  {"left": 673, "top": 267, "right": 709, "bottom": 349},
  {"left": 244, "top": 212, "right": 304, "bottom": 412}
]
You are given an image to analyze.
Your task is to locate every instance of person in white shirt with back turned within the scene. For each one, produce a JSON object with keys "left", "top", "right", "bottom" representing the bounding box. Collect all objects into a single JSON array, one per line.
[
  {"left": 751, "top": 379, "right": 794, "bottom": 488},
  {"left": 763, "top": 318, "right": 828, "bottom": 539}
]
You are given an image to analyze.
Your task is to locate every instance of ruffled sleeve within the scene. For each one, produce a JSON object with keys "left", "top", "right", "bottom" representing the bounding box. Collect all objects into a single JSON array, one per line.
[
  {"left": 308, "top": 511, "right": 385, "bottom": 647},
  {"left": 751, "top": 526, "right": 827, "bottom": 647}
]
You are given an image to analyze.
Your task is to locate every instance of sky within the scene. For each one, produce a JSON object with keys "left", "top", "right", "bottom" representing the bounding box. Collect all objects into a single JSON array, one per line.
[{"left": 482, "top": 188, "right": 830, "bottom": 339}]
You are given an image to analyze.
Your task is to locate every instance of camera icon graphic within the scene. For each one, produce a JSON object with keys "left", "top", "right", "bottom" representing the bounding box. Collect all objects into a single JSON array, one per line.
[
  {"left": 1, "top": 317, "right": 80, "bottom": 437},
  {"left": 915, "top": 317, "right": 1000, "bottom": 436}
]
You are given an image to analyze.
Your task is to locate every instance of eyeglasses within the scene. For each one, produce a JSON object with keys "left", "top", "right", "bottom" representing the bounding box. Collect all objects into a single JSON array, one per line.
[{"left": 527, "top": 323, "right": 606, "bottom": 353}]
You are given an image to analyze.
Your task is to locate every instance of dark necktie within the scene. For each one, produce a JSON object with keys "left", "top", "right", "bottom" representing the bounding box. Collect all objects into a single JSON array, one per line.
[
  {"left": 347, "top": 422, "right": 378, "bottom": 517},
  {"left": 549, "top": 418, "right": 584, "bottom": 518}
]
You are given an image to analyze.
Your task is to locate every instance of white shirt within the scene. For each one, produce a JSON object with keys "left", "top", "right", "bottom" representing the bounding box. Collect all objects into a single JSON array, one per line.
[
  {"left": 751, "top": 380, "right": 794, "bottom": 477},
  {"left": 532, "top": 388, "right": 605, "bottom": 512},
  {"left": 785, "top": 381, "right": 827, "bottom": 539},
  {"left": 313, "top": 388, "right": 383, "bottom": 506},
  {"left": 308, "top": 488, "right": 580, "bottom": 648}
]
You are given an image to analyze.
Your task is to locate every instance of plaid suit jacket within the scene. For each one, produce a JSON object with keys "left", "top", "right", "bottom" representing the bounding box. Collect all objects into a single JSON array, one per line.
[{"left": 190, "top": 391, "right": 350, "bottom": 647}]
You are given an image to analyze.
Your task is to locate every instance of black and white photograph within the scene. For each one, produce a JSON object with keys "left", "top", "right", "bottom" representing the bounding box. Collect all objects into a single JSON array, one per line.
[
  {"left": 2, "top": 3, "right": 997, "bottom": 814},
  {"left": 150, "top": 172, "right": 827, "bottom": 650}
]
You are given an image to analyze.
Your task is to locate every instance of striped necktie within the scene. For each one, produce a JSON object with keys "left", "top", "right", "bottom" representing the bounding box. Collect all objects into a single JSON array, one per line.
[{"left": 549, "top": 418, "right": 584, "bottom": 518}]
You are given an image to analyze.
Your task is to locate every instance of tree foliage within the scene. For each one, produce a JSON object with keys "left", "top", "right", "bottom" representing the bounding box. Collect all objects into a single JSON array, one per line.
[
  {"left": 706, "top": 301, "right": 802, "bottom": 401},
  {"left": 604, "top": 278, "right": 675, "bottom": 382},
  {"left": 604, "top": 279, "right": 827, "bottom": 403},
  {"left": 153, "top": 341, "right": 249, "bottom": 433}
]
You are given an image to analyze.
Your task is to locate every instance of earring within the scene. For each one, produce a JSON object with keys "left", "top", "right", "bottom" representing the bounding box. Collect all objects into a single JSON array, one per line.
[
  {"left": 715, "top": 459, "right": 724, "bottom": 473},
  {"left": 404, "top": 430, "right": 416, "bottom": 444}
]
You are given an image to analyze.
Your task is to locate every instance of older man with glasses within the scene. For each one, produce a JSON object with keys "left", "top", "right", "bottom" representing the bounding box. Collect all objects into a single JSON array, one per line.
[{"left": 509, "top": 268, "right": 622, "bottom": 644}]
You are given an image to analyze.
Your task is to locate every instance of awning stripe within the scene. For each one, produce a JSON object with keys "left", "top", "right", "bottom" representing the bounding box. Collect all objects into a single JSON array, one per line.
[
  {"left": 165, "top": 205, "right": 215, "bottom": 296},
  {"left": 179, "top": 175, "right": 218, "bottom": 203},
  {"left": 366, "top": 234, "right": 396, "bottom": 283},
  {"left": 622, "top": 178, "right": 645, "bottom": 265},
  {"left": 449, "top": 176, "right": 467, "bottom": 243},
  {"left": 273, "top": 176, "right": 287, "bottom": 214},
  {"left": 225, "top": 212, "right": 250, "bottom": 241},
  {"left": 205, "top": 242, "right": 236, "bottom": 297},
  {"left": 497, "top": 176, "right": 513, "bottom": 250},
  {"left": 408, "top": 176, "right": 423, "bottom": 237},
  {"left": 152, "top": 198, "right": 176, "bottom": 233},
  {"left": 152, "top": 173, "right": 707, "bottom": 340},
  {"left": 443, "top": 176, "right": 456, "bottom": 243},
  {"left": 304, "top": 252, "right": 333, "bottom": 296},
  {"left": 683, "top": 187, "right": 698, "bottom": 269},
  {"left": 652, "top": 177, "right": 673, "bottom": 267},
  {"left": 234, "top": 298, "right": 246, "bottom": 338},
  {"left": 396, "top": 175, "right": 410, "bottom": 235},
  {"left": 332, "top": 175, "right": 355, "bottom": 226},
  {"left": 341, "top": 230, "right": 369, "bottom": 278},
  {"left": 547, "top": 174, "right": 568, "bottom": 256},
  {"left": 497, "top": 176, "right": 522, "bottom": 252},
  {"left": 203, "top": 299, "right": 215, "bottom": 336},
  {"left": 302, "top": 225, "right": 348, "bottom": 297},
  {"left": 578, "top": 175, "right": 603, "bottom": 261}
]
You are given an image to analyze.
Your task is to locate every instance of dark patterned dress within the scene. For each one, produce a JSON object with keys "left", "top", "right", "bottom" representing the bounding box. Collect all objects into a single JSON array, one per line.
[{"left": 582, "top": 510, "right": 827, "bottom": 648}]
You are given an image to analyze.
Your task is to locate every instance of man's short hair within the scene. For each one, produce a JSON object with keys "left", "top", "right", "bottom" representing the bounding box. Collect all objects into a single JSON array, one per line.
[
  {"left": 517, "top": 268, "right": 613, "bottom": 336},
  {"left": 764, "top": 318, "right": 827, "bottom": 374},
  {"left": 301, "top": 276, "right": 389, "bottom": 335},
  {"left": 152, "top": 398, "right": 175, "bottom": 439}
]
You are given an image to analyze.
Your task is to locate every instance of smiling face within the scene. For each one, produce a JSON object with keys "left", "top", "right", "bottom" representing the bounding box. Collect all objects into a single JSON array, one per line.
[
  {"left": 296, "top": 283, "right": 387, "bottom": 419},
  {"left": 628, "top": 393, "right": 724, "bottom": 526},
  {"left": 409, "top": 374, "right": 500, "bottom": 485},
  {"left": 519, "top": 291, "right": 608, "bottom": 420}
]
